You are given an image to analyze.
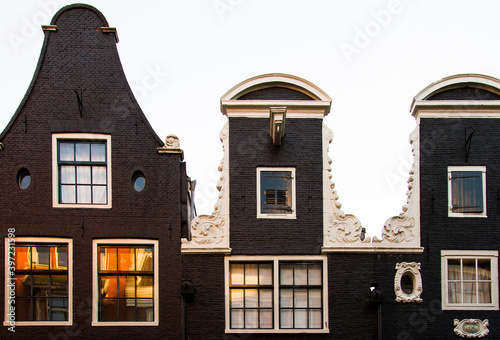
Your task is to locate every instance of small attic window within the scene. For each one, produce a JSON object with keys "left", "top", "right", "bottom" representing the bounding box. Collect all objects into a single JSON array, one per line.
[
  {"left": 427, "top": 86, "right": 500, "bottom": 100},
  {"left": 237, "top": 87, "right": 315, "bottom": 100}
]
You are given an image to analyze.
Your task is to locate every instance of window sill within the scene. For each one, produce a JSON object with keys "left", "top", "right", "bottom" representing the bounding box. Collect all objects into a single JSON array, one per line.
[
  {"left": 442, "top": 305, "right": 498, "bottom": 311},
  {"left": 448, "top": 212, "right": 487, "bottom": 218},
  {"left": 3, "top": 321, "right": 72, "bottom": 326},
  {"left": 225, "top": 328, "right": 329, "bottom": 334},
  {"left": 257, "top": 214, "right": 296, "bottom": 219},
  {"left": 92, "top": 321, "right": 158, "bottom": 327},
  {"left": 53, "top": 203, "right": 112, "bottom": 209}
]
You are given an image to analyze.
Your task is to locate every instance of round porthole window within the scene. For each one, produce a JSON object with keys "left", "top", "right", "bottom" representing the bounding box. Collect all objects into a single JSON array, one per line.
[
  {"left": 18, "top": 168, "right": 31, "bottom": 190},
  {"left": 132, "top": 171, "right": 145, "bottom": 192},
  {"left": 401, "top": 272, "right": 414, "bottom": 295}
]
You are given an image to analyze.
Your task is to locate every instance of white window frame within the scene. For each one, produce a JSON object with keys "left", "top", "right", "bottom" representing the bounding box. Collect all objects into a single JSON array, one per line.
[
  {"left": 448, "top": 166, "right": 486, "bottom": 217},
  {"left": 3, "top": 237, "right": 73, "bottom": 326},
  {"left": 224, "top": 255, "right": 329, "bottom": 334},
  {"left": 52, "top": 133, "right": 112, "bottom": 208},
  {"left": 257, "top": 167, "right": 296, "bottom": 219},
  {"left": 91, "top": 239, "right": 159, "bottom": 326},
  {"left": 441, "top": 250, "right": 498, "bottom": 310}
]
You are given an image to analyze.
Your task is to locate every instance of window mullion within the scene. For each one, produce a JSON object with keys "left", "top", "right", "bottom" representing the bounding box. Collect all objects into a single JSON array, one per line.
[{"left": 274, "top": 260, "right": 279, "bottom": 330}]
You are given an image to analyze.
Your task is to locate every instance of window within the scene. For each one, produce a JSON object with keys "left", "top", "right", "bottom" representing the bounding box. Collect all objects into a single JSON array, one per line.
[
  {"left": 92, "top": 239, "right": 159, "bottom": 326},
  {"left": 4, "top": 237, "right": 73, "bottom": 326},
  {"left": 441, "top": 250, "right": 498, "bottom": 310},
  {"left": 52, "top": 134, "right": 111, "bottom": 208},
  {"left": 17, "top": 168, "right": 31, "bottom": 190},
  {"left": 257, "top": 168, "right": 296, "bottom": 219},
  {"left": 448, "top": 166, "right": 486, "bottom": 217},
  {"left": 225, "top": 256, "right": 328, "bottom": 334}
]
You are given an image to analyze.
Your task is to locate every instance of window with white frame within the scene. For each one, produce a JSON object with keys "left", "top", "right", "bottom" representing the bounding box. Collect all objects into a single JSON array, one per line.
[
  {"left": 257, "top": 168, "right": 296, "bottom": 219},
  {"left": 4, "top": 237, "right": 73, "bottom": 326},
  {"left": 225, "top": 256, "right": 328, "bottom": 333},
  {"left": 448, "top": 166, "right": 486, "bottom": 217},
  {"left": 52, "top": 134, "right": 111, "bottom": 208},
  {"left": 92, "top": 239, "right": 159, "bottom": 326},
  {"left": 441, "top": 250, "right": 498, "bottom": 310}
]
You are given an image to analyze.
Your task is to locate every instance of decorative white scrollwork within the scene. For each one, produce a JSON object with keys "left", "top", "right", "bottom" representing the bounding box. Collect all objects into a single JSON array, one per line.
[
  {"left": 454, "top": 319, "right": 489, "bottom": 338},
  {"left": 394, "top": 262, "right": 422, "bottom": 303}
]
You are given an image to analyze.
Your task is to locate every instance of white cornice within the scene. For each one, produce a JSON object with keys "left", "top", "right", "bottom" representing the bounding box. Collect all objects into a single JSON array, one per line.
[{"left": 221, "top": 100, "right": 331, "bottom": 117}]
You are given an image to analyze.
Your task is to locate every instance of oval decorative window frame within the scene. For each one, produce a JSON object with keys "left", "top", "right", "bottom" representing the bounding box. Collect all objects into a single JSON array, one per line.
[
  {"left": 394, "top": 262, "right": 423, "bottom": 303},
  {"left": 17, "top": 168, "right": 32, "bottom": 190}
]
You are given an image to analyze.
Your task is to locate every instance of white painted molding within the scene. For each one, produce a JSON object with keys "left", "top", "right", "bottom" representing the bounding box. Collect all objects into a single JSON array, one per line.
[
  {"left": 181, "top": 122, "right": 231, "bottom": 254},
  {"left": 322, "top": 123, "right": 422, "bottom": 253},
  {"left": 394, "top": 262, "right": 423, "bottom": 303},
  {"left": 454, "top": 319, "right": 489, "bottom": 338}
]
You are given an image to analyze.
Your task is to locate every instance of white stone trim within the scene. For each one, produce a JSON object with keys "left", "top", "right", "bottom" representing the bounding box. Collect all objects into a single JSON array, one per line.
[
  {"left": 224, "top": 255, "right": 329, "bottom": 334},
  {"left": 441, "top": 250, "right": 499, "bottom": 310},
  {"left": 91, "top": 239, "right": 159, "bottom": 326},
  {"left": 222, "top": 101, "right": 330, "bottom": 118},
  {"left": 52, "top": 133, "right": 112, "bottom": 209},
  {"left": 448, "top": 166, "right": 487, "bottom": 218},
  {"left": 394, "top": 262, "right": 423, "bottom": 303},
  {"left": 454, "top": 319, "right": 489, "bottom": 338},
  {"left": 221, "top": 73, "right": 332, "bottom": 102},
  {"left": 257, "top": 167, "right": 296, "bottom": 219},
  {"left": 182, "top": 122, "right": 231, "bottom": 253},
  {"left": 4, "top": 237, "right": 73, "bottom": 326}
]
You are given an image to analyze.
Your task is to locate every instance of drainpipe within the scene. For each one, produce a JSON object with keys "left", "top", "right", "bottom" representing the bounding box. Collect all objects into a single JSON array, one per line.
[{"left": 370, "top": 283, "right": 383, "bottom": 340}]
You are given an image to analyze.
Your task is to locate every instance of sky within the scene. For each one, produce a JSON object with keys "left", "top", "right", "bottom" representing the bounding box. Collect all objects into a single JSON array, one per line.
[{"left": 1, "top": 0, "right": 500, "bottom": 237}]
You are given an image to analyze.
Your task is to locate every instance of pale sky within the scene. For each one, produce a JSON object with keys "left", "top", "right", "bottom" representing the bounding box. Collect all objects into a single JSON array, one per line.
[{"left": 2, "top": 0, "right": 500, "bottom": 237}]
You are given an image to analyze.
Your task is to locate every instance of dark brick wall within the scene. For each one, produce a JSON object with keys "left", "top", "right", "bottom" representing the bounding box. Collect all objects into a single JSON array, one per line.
[
  {"left": 228, "top": 117, "right": 324, "bottom": 255},
  {"left": 0, "top": 5, "right": 182, "bottom": 339}
]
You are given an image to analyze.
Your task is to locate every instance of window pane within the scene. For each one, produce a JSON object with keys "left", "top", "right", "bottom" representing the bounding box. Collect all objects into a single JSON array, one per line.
[
  {"left": 478, "top": 259, "right": 491, "bottom": 280},
  {"left": 294, "top": 264, "right": 308, "bottom": 285},
  {"left": 245, "top": 264, "right": 258, "bottom": 285},
  {"left": 308, "top": 264, "right": 322, "bottom": 285},
  {"left": 93, "top": 166, "right": 107, "bottom": 185},
  {"left": 245, "top": 309, "right": 258, "bottom": 328},
  {"left": 99, "top": 247, "right": 117, "bottom": 271},
  {"left": 59, "top": 143, "right": 74, "bottom": 161},
  {"left": 91, "top": 144, "right": 106, "bottom": 162},
  {"left": 479, "top": 282, "right": 492, "bottom": 303},
  {"left": 463, "top": 282, "right": 477, "bottom": 303},
  {"left": 75, "top": 143, "right": 90, "bottom": 161},
  {"left": 100, "top": 298, "right": 118, "bottom": 321},
  {"left": 260, "top": 310, "right": 273, "bottom": 328},
  {"left": 294, "top": 309, "right": 307, "bottom": 328},
  {"left": 137, "top": 276, "right": 153, "bottom": 299},
  {"left": 245, "top": 289, "right": 258, "bottom": 308},
  {"left": 50, "top": 275, "right": 68, "bottom": 296},
  {"left": 100, "top": 276, "right": 118, "bottom": 298},
  {"left": 50, "top": 298, "right": 68, "bottom": 321},
  {"left": 137, "top": 299, "right": 154, "bottom": 321},
  {"left": 448, "top": 282, "right": 462, "bottom": 303},
  {"left": 119, "top": 299, "right": 135, "bottom": 321},
  {"left": 448, "top": 259, "right": 461, "bottom": 280},
  {"left": 294, "top": 289, "right": 308, "bottom": 308},
  {"left": 33, "top": 246, "right": 50, "bottom": 269},
  {"left": 60, "top": 166, "right": 75, "bottom": 184},
  {"left": 451, "top": 171, "right": 483, "bottom": 213},
  {"left": 259, "top": 263, "right": 272, "bottom": 285},
  {"left": 15, "top": 298, "right": 31, "bottom": 321},
  {"left": 15, "top": 246, "right": 31, "bottom": 270},
  {"left": 92, "top": 186, "right": 107, "bottom": 204},
  {"left": 61, "top": 185, "right": 76, "bottom": 203},
  {"left": 136, "top": 248, "right": 153, "bottom": 271},
  {"left": 34, "top": 297, "right": 49, "bottom": 321},
  {"left": 309, "top": 309, "right": 322, "bottom": 329},
  {"left": 309, "top": 289, "right": 322, "bottom": 308},
  {"left": 231, "top": 289, "right": 244, "bottom": 308},
  {"left": 280, "top": 264, "right": 293, "bottom": 285},
  {"left": 15, "top": 274, "right": 32, "bottom": 297},
  {"left": 463, "top": 259, "right": 476, "bottom": 280},
  {"left": 53, "top": 246, "right": 68, "bottom": 270},
  {"left": 231, "top": 309, "right": 244, "bottom": 328},
  {"left": 77, "top": 166, "right": 91, "bottom": 184},
  {"left": 118, "top": 248, "right": 135, "bottom": 271},
  {"left": 280, "top": 309, "right": 293, "bottom": 328},
  {"left": 77, "top": 185, "right": 92, "bottom": 204},
  {"left": 123, "top": 276, "right": 135, "bottom": 298},
  {"left": 280, "top": 289, "right": 293, "bottom": 308},
  {"left": 231, "top": 264, "right": 244, "bottom": 285},
  {"left": 260, "top": 289, "right": 272, "bottom": 308}
]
